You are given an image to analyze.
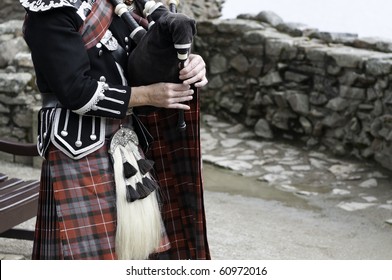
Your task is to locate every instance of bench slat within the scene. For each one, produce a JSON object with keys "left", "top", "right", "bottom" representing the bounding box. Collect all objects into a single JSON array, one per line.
[
  {"left": 0, "top": 229, "right": 35, "bottom": 240},
  {"left": 0, "top": 183, "right": 39, "bottom": 208},
  {"left": 0, "top": 193, "right": 38, "bottom": 233},
  {"left": 0, "top": 138, "right": 39, "bottom": 240},
  {"left": 0, "top": 178, "right": 24, "bottom": 190},
  {"left": 0, "top": 173, "right": 8, "bottom": 182},
  {"left": 0, "top": 192, "right": 39, "bottom": 212},
  {"left": 0, "top": 180, "right": 39, "bottom": 197},
  {"left": 0, "top": 140, "right": 39, "bottom": 156}
]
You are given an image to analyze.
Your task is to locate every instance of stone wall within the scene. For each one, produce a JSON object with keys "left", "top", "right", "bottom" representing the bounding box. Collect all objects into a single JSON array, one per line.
[
  {"left": 0, "top": 0, "right": 26, "bottom": 23},
  {"left": 194, "top": 11, "right": 392, "bottom": 171},
  {"left": 0, "top": 20, "right": 39, "bottom": 164},
  {"left": 0, "top": 22, "right": 37, "bottom": 132}
]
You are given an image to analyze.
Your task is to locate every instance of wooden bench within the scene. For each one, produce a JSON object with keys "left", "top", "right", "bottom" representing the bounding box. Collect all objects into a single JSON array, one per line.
[{"left": 0, "top": 140, "right": 39, "bottom": 240}]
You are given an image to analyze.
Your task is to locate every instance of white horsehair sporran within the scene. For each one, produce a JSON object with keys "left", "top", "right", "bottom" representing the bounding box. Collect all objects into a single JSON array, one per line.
[{"left": 109, "top": 125, "right": 163, "bottom": 259}]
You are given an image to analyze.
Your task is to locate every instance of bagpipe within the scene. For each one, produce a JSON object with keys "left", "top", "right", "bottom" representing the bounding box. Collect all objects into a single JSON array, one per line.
[{"left": 110, "top": 0, "right": 196, "bottom": 130}]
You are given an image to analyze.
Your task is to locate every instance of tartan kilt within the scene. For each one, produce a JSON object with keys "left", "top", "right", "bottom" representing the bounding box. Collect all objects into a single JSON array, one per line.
[
  {"left": 32, "top": 142, "right": 117, "bottom": 259},
  {"left": 32, "top": 120, "right": 170, "bottom": 260},
  {"left": 138, "top": 89, "right": 210, "bottom": 260}
]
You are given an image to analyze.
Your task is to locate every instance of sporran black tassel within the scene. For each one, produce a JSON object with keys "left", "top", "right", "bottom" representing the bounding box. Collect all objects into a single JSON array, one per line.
[
  {"left": 142, "top": 177, "right": 159, "bottom": 192},
  {"left": 123, "top": 161, "right": 137, "bottom": 178},
  {"left": 137, "top": 158, "right": 155, "bottom": 175},
  {"left": 126, "top": 185, "right": 140, "bottom": 202},
  {"left": 136, "top": 182, "right": 152, "bottom": 199}
]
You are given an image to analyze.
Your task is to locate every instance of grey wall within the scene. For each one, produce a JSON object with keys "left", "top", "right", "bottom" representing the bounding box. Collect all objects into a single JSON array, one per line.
[{"left": 194, "top": 12, "right": 392, "bottom": 171}]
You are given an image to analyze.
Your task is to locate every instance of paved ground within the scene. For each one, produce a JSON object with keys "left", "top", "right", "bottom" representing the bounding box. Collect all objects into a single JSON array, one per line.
[{"left": 1, "top": 115, "right": 392, "bottom": 259}]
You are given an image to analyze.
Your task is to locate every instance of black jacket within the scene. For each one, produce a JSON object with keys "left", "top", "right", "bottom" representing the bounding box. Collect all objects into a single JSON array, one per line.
[
  {"left": 22, "top": 1, "right": 138, "bottom": 158},
  {"left": 23, "top": 5, "right": 133, "bottom": 118}
]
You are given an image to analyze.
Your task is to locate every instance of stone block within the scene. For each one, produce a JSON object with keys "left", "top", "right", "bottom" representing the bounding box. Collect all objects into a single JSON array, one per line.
[
  {"left": 254, "top": 118, "right": 273, "bottom": 139},
  {"left": 287, "top": 92, "right": 309, "bottom": 114}
]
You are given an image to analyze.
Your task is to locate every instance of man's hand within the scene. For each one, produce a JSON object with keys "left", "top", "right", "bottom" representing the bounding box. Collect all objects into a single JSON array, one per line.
[
  {"left": 179, "top": 54, "right": 208, "bottom": 87},
  {"left": 130, "top": 83, "right": 194, "bottom": 110}
]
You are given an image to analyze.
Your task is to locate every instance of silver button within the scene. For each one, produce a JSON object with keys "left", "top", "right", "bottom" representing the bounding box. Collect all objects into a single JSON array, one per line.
[
  {"left": 98, "top": 50, "right": 103, "bottom": 56},
  {"left": 125, "top": 37, "right": 129, "bottom": 43},
  {"left": 96, "top": 42, "right": 102, "bottom": 48},
  {"left": 125, "top": 45, "right": 129, "bottom": 51},
  {"left": 75, "top": 140, "right": 82, "bottom": 147},
  {"left": 99, "top": 76, "right": 106, "bottom": 82}
]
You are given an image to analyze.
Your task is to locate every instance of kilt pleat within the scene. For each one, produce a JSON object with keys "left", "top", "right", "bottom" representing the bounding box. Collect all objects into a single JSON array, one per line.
[
  {"left": 32, "top": 160, "right": 63, "bottom": 259},
  {"left": 138, "top": 90, "right": 210, "bottom": 260}
]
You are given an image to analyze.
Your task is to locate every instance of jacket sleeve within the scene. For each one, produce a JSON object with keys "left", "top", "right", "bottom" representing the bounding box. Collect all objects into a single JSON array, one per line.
[{"left": 23, "top": 7, "right": 131, "bottom": 119}]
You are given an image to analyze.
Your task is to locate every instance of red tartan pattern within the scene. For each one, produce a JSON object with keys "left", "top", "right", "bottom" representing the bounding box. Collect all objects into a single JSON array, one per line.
[
  {"left": 33, "top": 143, "right": 118, "bottom": 259},
  {"left": 79, "top": 0, "right": 113, "bottom": 49},
  {"left": 138, "top": 89, "right": 210, "bottom": 259},
  {"left": 50, "top": 145, "right": 117, "bottom": 259}
]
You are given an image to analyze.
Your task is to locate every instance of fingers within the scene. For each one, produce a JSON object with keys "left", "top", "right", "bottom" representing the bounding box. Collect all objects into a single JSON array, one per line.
[
  {"left": 179, "top": 56, "right": 204, "bottom": 79},
  {"left": 165, "top": 83, "right": 194, "bottom": 98},
  {"left": 182, "top": 68, "right": 206, "bottom": 85},
  {"left": 168, "top": 104, "right": 191, "bottom": 110},
  {"left": 166, "top": 88, "right": 193, "bottom": 109},
  {"left": 181, "top": 67, "right": 207, "bottom": 86},
  {"left": 164, "top": 93, "right": 193, "bottom": 110},
  {"left": 166, "top": 97, "right": 192, "bottom": 110},
  {"left": 156, "top": 83, "right": 194, "bottom": 109},
  {"left": 194, "top": 75, "right": 208, "bottom": 88},
  {"left": 179, "top": 54, "right": 208, "bottom": 87}
]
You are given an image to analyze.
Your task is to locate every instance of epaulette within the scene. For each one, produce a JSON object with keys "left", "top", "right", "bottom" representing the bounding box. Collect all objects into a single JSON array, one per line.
[{"left": 20, "top": 0, "right": 84, "bottom": 12}]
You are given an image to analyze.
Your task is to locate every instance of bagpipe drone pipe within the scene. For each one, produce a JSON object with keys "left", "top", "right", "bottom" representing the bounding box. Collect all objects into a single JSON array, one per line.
[{"left": 110, "top": 0, "right": 206, "bottom": 258}]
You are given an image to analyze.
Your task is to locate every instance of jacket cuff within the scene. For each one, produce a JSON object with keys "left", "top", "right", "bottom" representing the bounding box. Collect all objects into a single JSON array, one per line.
[{"left": 73, "top": 81, "right": 131, "bottom": 118}]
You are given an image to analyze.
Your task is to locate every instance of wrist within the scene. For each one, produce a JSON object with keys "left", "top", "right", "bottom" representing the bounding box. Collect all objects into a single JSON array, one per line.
[{"left": 129, "top": 86, "right": 148, "bottom": 107}]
